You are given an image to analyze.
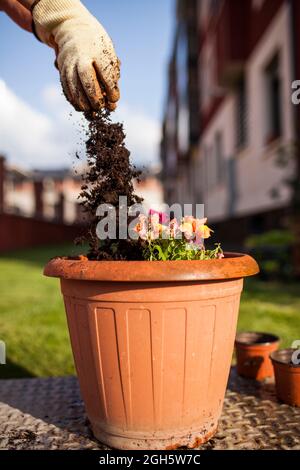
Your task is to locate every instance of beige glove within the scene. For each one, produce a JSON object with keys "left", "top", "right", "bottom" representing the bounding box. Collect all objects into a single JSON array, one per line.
[{"left": 32, "top": 0, "right": 120, "bottom": 111}]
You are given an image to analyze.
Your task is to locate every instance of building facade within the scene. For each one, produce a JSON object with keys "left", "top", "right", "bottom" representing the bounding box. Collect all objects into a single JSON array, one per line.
[
  {"left": 0, "top": 157, "right": 84, "bottom": 224},
  {"left": 0, "top": 157, "right": 164, "bottom": 226},
  {"left": 161, "top": 0, "right": 300, "bottom": 247}
]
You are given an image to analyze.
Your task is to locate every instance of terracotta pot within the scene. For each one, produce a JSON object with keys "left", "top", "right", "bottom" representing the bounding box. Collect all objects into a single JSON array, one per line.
[
  {"left": 270, "top": 349, "right": 300, "bottom": 406},
  {"left": 235, "top": 332, "right": 280, "bottom": 381},
  {"left": 44, "top": 252, "right": 258, "bottom": 450}
]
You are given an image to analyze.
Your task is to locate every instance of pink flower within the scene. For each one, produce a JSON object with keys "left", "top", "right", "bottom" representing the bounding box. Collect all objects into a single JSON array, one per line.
[
  {"left": 169, "top": 218, "right": 179, "bottom": 238},
  {"left": 182, "top": 216, "right": 207, "bottom": 231},
  {"left": 182, "top": 215, "right": 194, "bottom": 225},
  {"left": 148, "top": 213, "right": 164, "bottom": 240},
  {"left": 179, "top": 216, "right": 196, "bottom": 240},
  {"left": 149, "top": 212, "right": 160, "bottom": 226},
  {"left": 134, "top": 214, "right": 148, "bottom": 240},
  {"left": 161, "top": 224, "right": 171, "bottom": 239},
  {"left": 217, "top": 252, "right": 225, "bottom": 259},
  {"left": 179, "top": 221, "right": 194, "bottom": 240},
  {"left": 149, "top": 209, "right": 169, "bottom": 225},
  {"left": 179, "top": 216, "right": 212, "bottom": 243},
  {"left": 196, "top": 217, "right": 207, "bottom": 225}
]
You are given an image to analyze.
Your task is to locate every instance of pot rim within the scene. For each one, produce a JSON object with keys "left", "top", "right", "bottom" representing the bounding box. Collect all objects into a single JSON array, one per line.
[
  {"left": 44, "top": 252, "right": 259, "bottom": 282},
  {"left": 270, "top": 348, "right": 300, "bottom": 368},
  {"left": 235, "top": 331, "right": 280, "bottom": 347}
]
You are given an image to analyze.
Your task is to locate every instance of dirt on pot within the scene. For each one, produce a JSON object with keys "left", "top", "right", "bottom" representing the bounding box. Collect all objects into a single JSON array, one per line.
[
  {"left": 44, "top": 254, "right": 259, "bottom": 450},
  {"left": 77, "top": 110, "right": 144, "bottom": 260}
]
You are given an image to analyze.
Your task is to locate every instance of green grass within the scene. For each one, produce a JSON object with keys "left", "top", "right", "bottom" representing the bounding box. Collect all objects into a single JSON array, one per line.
[
  {"left": 0, "top": 244, "right": 84, "bottom": 379},
  {"left": 0, "top": 245, "right": 299, "bottom": 379},
  {"left": 238, "top": 278, "right": 300, "bottom": 348}
]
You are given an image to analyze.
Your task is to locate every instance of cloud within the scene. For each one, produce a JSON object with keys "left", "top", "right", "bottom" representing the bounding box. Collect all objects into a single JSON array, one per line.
[
  {"left": 0, "top": 80, "right": 76, "bottom": 169},
  {"left": 114, "top": 103, "right": 161, "bottom": 167},
  {"left": 0, "top": 80, "right": 161, "bottom": 170}
]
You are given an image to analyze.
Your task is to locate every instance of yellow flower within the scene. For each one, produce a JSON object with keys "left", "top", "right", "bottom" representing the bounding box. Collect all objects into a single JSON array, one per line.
[{"left": 197, "top": 224, "right": 213, "bottom": 239}]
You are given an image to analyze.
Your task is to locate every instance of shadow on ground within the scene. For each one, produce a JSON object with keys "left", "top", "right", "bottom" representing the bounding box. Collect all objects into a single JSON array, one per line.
[
  {"left": 0, "top": 358, "right": 35, "bottom": 379},
  {"left": 227, "top": 366, "right": 277, "bottom": 402},
  {"left": 0, "top": 375, "right": 104, "bottom": 449}
]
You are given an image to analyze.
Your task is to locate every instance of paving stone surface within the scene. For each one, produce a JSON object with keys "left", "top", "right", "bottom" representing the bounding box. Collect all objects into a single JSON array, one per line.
[{"left": 0, "top": 368, "right": 299, "bottom": 450}]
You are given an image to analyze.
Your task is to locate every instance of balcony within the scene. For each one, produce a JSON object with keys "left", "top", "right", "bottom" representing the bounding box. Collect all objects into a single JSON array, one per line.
[{"left": 216, "top": 0, "right": 251, "bottom": 87}]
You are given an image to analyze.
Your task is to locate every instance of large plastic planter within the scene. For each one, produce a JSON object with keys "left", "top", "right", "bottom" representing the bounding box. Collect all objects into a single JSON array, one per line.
[{"left": 44, "top": 253, "right": 259, "bottom": 450}]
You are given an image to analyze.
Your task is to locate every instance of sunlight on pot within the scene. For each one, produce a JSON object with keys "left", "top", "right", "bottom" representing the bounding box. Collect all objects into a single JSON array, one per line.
[
  {"left": 270, "top": 348, "right": 300, "bottom": 407},
  {"left": 44, "top": 253, "right": 259, "bottom": 450},
  {"left": 235, "top": 332, "right": 280, "bottom": 381}
]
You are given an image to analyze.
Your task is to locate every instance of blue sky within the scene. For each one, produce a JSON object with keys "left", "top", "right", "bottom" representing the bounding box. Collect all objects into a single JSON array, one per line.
[{"left": 0, "top": 0, "right": 174, "bottom": 168}]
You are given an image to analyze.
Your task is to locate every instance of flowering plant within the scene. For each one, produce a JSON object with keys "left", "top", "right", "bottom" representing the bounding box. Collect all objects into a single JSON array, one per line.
[{"left": 134, "top": 211, "right": 224, "bottom": 261}]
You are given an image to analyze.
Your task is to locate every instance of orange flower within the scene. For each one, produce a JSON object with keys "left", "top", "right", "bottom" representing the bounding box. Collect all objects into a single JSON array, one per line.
[
  {"left": 180, "top": 216, "right": 210, "bottom": 241},
  {"left": 179, "top": 221, "right": 194, "bottom": 240}
]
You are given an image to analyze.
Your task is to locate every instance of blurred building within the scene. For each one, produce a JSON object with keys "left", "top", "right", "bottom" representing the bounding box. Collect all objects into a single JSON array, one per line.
[
  {"left": 133, "top": 166, "right": 165, "bottom": 212},
  {"left": 161, "top": 0, "right": 300, "bottom": 247},
  {"left": 0, "top": 156, "right": 86, "bottom": 252},
  {"left": 1, "top": 158, "right": 84, "bottom": 224},
  {"left": 1, "top": 157, "right": 164, "bottom": 222}
]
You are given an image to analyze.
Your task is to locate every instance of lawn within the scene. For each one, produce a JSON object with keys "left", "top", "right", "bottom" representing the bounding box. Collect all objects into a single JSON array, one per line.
[{"left": 0, "top": 244, "right": 299, "bottom": 379}]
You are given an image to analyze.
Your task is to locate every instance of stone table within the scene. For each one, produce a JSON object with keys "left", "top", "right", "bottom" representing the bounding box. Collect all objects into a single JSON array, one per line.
[{"left": 0, "top": 368, "right": 299, "bottom": 450}]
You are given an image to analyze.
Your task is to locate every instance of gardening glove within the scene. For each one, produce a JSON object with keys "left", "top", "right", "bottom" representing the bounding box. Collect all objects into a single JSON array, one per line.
[{"left": 31, "top": 0, "right": 120, "bottom": 111}]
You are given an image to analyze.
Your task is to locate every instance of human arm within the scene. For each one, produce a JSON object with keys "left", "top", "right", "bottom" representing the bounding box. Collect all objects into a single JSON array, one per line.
[
  {"left": 1, "top": 0, "right": 120, "bottom": 111},
  {"left": 0, "top": 0, "right": 32, "bottom": 32}
]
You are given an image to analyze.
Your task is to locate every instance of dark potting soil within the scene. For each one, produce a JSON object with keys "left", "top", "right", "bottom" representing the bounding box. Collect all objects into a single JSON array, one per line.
[{"left": 77, "top": 110, "right": 144, "bottom": 260}]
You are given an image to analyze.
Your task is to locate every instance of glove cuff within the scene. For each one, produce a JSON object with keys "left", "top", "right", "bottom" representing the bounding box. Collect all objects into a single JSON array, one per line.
[{"left": 32, "top": 0, "right": 91, "bottom": 44}]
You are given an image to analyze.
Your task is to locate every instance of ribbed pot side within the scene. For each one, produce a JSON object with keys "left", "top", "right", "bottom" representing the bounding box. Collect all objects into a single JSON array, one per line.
[{"left": 44, "top": 254, "right": 259, "bottom": 450}]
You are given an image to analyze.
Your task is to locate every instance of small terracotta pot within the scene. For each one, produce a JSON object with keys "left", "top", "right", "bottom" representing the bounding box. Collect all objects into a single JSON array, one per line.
[
  {"left": 235, "top": 332, "right": 279, "bottom": 381},
  {"left": 44, "top": 253, "right": 258, "bottom": 450},
  {"left": 270, "top": 349, "right": 300, "bottom": 406}
]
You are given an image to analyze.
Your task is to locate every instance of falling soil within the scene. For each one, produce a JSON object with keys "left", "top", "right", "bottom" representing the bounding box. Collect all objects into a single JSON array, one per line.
[{"left": 77, "top": 110, "right": 144, "bottom": 260}]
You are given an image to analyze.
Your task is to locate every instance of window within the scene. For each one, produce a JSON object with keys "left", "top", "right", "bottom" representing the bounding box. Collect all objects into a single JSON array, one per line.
[
  {"left": 236, "top": 77, "right": 247, "bottom": 149},
  {"left": 202, "top": 137, "right": 224, "bottom": 192},
  {"left": 199, "top": 42, "right": 217, "bottom": 111},
  {"left": 202, "top": 145, "right": 209, "bottom": 195},
  {"left": 176, "top": 24, "right": 189, "bottom": 156},
  {"left": 265, "top": 54, "right": 282, "bottom": 142},
  {"left": 199, "top": 0, "right": 209, "bottom": 28},
  {"left": 215, "top": 132, "right": 224, "bottom": 184},
  {"left": 252, "top": 0, "right": 265, "bottom": 10},
  {"left": 210, "top": 0, "right": 221, "bottom": 13},
  {"left": 195, "top": 157, "right": 203, "bottom": 203}
]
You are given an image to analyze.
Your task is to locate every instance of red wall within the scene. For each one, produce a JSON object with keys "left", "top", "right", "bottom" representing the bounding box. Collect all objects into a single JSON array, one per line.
[{"left": 0, "top": 213, "right": 85, "bottom": 252}]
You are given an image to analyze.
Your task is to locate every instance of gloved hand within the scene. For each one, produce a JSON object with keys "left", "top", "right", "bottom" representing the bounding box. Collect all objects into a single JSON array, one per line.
[{"left": 32, "top": 0, "right": 120, "bottom": 111}]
